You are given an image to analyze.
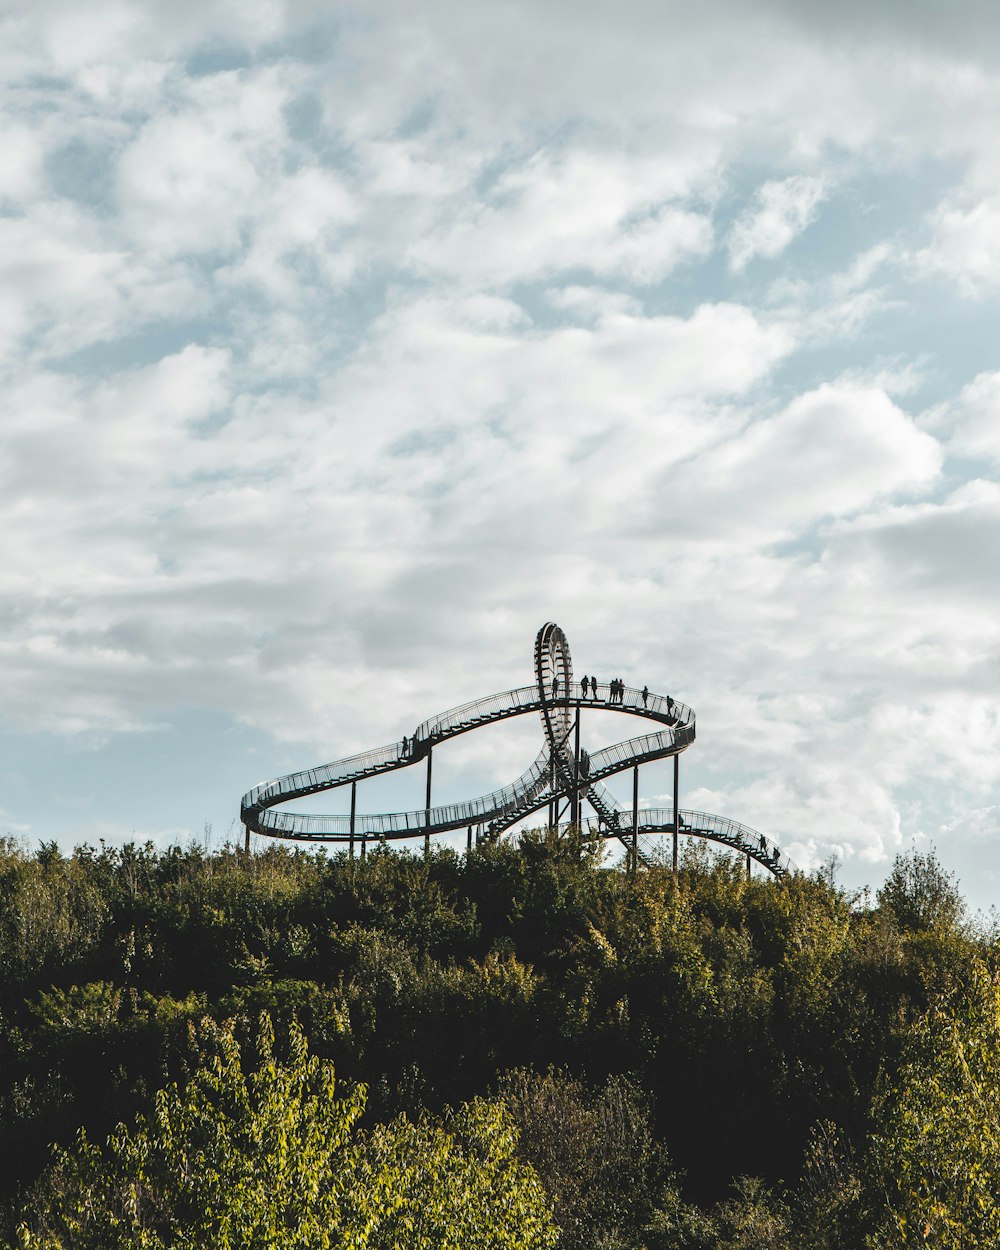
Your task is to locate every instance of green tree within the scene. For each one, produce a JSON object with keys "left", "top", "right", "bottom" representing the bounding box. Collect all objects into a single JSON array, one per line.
[
  {"left": 16, "top": 1014, "right": 557, "bottom": 1250},
  {"left": 876, "top": 850, "right": 965, "bottom": 934},
  {"left": 501, "top": 1067, "right": 662, "bottom": 1249},
  {"left": 867, "top": 959, "right": 1000, "bottom": 1248}
]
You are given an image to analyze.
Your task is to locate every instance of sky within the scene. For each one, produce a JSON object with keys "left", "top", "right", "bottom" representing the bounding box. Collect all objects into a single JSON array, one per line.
[{"left": 3, "top": 0, "right": 1000, "bottom": 908}]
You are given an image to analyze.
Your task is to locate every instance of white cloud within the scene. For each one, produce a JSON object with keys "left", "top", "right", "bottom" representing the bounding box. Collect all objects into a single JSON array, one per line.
[
  {"left": 914, "top": 194, "right": 1000, "bottom": 293},
  {"left": 116, "top": 68, "right": 294, "bottom": 259},
  {"left": 0, "top": 122, "right": 45, "bottom": 204},
  {"left": 922, "top": 370, "right": 1000, "bottom": 465},
  {"left": 544, "top": 286, "right": 643, "bottom": 321},
  {"left": 824, "top": 479, "right": 1000, "bottom": 608},
  {"left": 727, "top": 174, "right": 828, "bottom": 271},
  {"left": 655, "top": 383, "right": 941, "bottom": 542},
  {"left": 408, "top": 150, "right": 715, "bottom": 287}
]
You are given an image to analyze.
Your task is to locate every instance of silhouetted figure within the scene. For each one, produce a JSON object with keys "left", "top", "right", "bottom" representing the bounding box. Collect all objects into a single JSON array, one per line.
[
  {"left": 402, "top": 736, "right": 409, "bottom": 756},
  {"left": 590, "top": 675, "right": 597, "bottom": 698},
  {"left": 581, "top": 675, "right": 589, "bottom": 699},
  {"left": 552, "top": 676, "right": 560, "bottom": 699},
  {"left": 641, "top": 685, "right": 649, "bottom": 707},
  {"left": 759, "top": 834, "right": 767, "bottom": 854},
  {"left": 666, "top": 695, "right": 674, "bottom": 715}
]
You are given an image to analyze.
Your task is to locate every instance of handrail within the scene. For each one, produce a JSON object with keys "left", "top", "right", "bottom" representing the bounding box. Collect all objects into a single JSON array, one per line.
[
  {"left": 534, "top": 815, "right": 794, "bottom": 879},
  {"left": 239, "top": 622, "right": 794, "bottom": 878},
  {"left": 241, "top": 684, "right": 694, "bottom": 823}
]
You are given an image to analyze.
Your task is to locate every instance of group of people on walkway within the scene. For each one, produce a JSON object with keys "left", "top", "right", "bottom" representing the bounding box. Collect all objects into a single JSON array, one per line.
[
  {"left": 548, "top": 676, "right": 669, "bottom": 707},
  {"left": 571, "top": 676, "right": 638, "bottom": 703}
]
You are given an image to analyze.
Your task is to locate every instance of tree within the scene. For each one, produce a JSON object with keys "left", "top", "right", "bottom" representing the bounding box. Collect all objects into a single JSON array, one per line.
[
  {"left": 500, "top": 1067, "right": 671, "bottom": 1250},
  {"left": 17, "top": 1014, "right": 557, "bottom": 1250},
  {"left": 876, "top": 850, "right": 965, "bottom": 934},
  {"left": 867, "top": 960, "right": 1000, "bottom": 1248}
]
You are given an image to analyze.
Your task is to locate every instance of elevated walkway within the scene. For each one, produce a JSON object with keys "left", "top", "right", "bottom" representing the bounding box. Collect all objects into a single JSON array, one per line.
[{"left": 240, "top": 625, "right": 796, "bottom": 879}]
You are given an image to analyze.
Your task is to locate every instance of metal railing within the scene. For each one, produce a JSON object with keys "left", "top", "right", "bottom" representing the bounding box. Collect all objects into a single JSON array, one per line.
[
  {"left": 255, "top": 747, "right": 554, "bottom": 841},
  {"left": 241, "top": 683, "right": 694, "bottom": 824},
  {"left": 501, "top": 814, "right": 796, "bottom": 878},
  {"left": 239, "top": 678, "right": 797, "bottom": 878},
  {"left": 627, "top": 808, "right": 797, "bottom": 877}
]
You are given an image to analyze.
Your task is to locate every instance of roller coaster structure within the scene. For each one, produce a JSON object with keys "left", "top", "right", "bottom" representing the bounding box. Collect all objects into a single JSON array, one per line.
[{"left": 240, "top": 623, "right": 796, "bottom": 878}]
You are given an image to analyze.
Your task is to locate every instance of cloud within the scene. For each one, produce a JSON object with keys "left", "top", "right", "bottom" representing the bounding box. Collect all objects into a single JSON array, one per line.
[
  {"left": 914, "top": 195, "right": 1000, "bottom": 294},
  {"left": 727, "top": 174, "right": 829, "bottom": 271},
  {"left": 824, "top": 480, "right": 1000, "bottom": 609},
  {"left": 922, "top": 370, "right": 1000, "bottom": 464},
  {"left": 408, "top": 150, "right": 715, "bottom": 287},
  {"left": 654, "top": 383, "right": 941, "bottom": 542},
  {"left": 116, "top": 68, "right": 297, "bottom": 260}
]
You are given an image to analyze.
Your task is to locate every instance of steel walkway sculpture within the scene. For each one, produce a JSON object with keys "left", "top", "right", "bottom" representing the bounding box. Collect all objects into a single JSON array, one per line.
[{"left": 240, "top": 623, "right": 796, "bottom": 877}]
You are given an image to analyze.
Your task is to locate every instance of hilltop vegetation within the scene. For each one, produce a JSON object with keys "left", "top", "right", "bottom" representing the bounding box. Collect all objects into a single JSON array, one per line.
[{"left": 0, "top": 831, "right": 996, "bottom": 1247}]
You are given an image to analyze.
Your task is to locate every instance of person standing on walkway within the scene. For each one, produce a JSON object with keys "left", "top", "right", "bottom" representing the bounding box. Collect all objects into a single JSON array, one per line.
[
  {"left": 581, "top": 675, "right": 589, "bottom": 700},
  {"left": 641, "top": 685, "right": 649, "bottom": 707},
  {"left": 552, "top": 676, "right": 560, "bottom": 699},
  {"left": 590, "top": 675, "right": 598, "bottom": 699}
]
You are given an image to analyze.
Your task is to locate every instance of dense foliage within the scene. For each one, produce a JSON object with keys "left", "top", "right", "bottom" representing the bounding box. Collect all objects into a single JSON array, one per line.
[
  {"left": 16, "top": 1015, "right": 555, "bottom": 1250},
  {"left": 0, "top": 829, "right": 994, "bottom": 1246}
]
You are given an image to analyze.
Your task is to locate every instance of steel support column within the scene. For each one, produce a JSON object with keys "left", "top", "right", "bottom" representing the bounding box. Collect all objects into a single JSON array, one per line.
[
  {"left": 424, "top": 746, "right": 433, "bottom": 857},
  {"left": 672, "top": 753, "right": 680, "bottom": 882},
  {"left": 349, "top": 781, "right": 357, "bottom": 859},
  {"left": 632, "top": 765, "right": 639, "bottom": 874},
  {"left": 571, "top": 708, "right": 581, "bottom": 827}
]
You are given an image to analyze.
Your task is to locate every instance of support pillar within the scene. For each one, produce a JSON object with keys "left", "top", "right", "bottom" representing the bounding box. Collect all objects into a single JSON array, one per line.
[
  {"left": 349, "top": 781, "right": 357, "bottom": 859},
  {"left": 571, "top": 708, "right": 581, "bottom": 827},
  {"left": 424, "top": 746, "right": 433, "bottom": 857},
  {"left": 467, "top": 825, "right": 473, "bottom": 854},
  {"left": 746, "top": 852, "right": 751, "bottom": 881},
  {"left": 672, "top": 753, "right": 680, "bottom": 883},
  {"left": 244, "top": 824, "right": 250, "bottom": 854},
  {"left": 632, "top": 765, "right": 639, "bottom": 874}
]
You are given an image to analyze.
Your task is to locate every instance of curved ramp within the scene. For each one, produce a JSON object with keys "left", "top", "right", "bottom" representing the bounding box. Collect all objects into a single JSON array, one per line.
[{"left": 239, "top": 624, "right": 796, "bottom": 878}]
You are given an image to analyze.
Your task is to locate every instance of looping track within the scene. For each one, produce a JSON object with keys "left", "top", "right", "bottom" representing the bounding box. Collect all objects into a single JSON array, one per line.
[{"left": 240, "top": 623, "right": 796, "bottom": 877}]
